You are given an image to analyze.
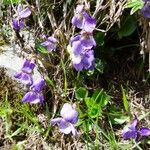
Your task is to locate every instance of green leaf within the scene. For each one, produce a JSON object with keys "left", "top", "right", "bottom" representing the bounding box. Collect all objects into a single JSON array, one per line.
[
  {"left": 35, "top": 42, "right": 49, "bottom": 54},
  {"left": 84, "top": 97, "right": 93, "bottom": 108},
  {"left": 75, "top": 87, "right": 88, "bottom": 100},
  {"left": 121, "top": 85, "right": 129, "bottom": 113},
  {"left": 92, "top": 89, "right": 110, "bottom": 107},
  {"left": 84, "top": 97, "right": 101, "bottom": 118},
  {"left": 2, "top": 0, "right": 20, "bottom": 5},
  {"left": 84, "top": 89, "right": 109, "bottom": 118},
  {"left": 126, "top": 0, "right": 144, "bottom": 8},
  {"left": 88, "top": 106, "right": 99, "bottom": 118},
  {"left": 114, "top": 116, "right": 129, "bottom": 124},
  {"left": 88, "top": 105, "right": 102, "bottom": 118},
  {"left": 107, "top": 105, "right": 129, "bottom": 124},
  {"left": 126, "top": 0, "right": 144, "bottom": 15},
  {"left": 130, "top": 4, "right": 143, "bottom": 15},
  {"left": 37, "top": 45, "right": 49, "bottom": 54},
  {"left": 118, "top": 15, "right": 137, "bottom": 38},
  {"left": 0, "top": 107, "right": 12, "bottom": 117}
]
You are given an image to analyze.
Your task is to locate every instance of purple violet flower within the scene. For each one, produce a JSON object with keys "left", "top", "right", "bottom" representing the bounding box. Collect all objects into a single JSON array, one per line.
[
  {"left": 72, "top": 4, "right": 96, "bottom": 33},
  {"left": 14, "top": 72, "right": 33, "bottom": 86},
  {"left": 14, "top": 59, "right": 35, "bottom": 85},
  {"left": 70, "top": 32, "right": 96, "bottom": 55},
  {"left": 69, "top": 32, "right": 96, "bottom": 71},
  {"left": 22, "top": 78, "right": 45, "bottom": 104},
  {"left": 141, "top": 1, "right": 150, "bottom": 18},
  {"left": 51, "top": 103, "right": 78, "bottom": 136},
  {"left": 12, "top": 19, "right": 25, "bottom": 30},
  {"left": 41, "top": 36, "right": 57, "bottom": 52},
  {"left": 21, "top": 59, "right": 35, "bottom": 74},
  {"left": 122, "top": 115, "right": 150, "bottom": 140},
  {"left": 71, "top": 49, "right": 95, "bottom": 71},
  {"left": 30, "top": 78, "right": 45, "bottom": 92},
  {"left": 12, "top": 4, "right": 31, "bottom": 30},
  {"left": 22, "top": 91, "right": 44, "bottom": 104}
]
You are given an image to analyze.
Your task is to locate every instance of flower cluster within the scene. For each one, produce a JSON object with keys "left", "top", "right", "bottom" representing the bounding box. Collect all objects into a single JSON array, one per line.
[
  {"left": 41, "top": 36, "right": 57, "bottom": 52},
  {"left": 15, "top": 59, "right": 45, "bottom": 104},
  {"left": 14, "top": 59, "right": 35, "bottom": 86},
  {"left": 12, "top": 4, "right": 31, "bottom": 30},
  {"left": 141, "top": 0, "right": 150, "bottom": 18},
  {"left": 22, "top": 78, "right": 45, "bottom": 104},
  {"left": 69, "top": 4, "right": 96, "bottom": 71},
  {"left": 51, "top": 103, "right": 78, "bottom": 136},
  {"left": 122, "top": 115, "right": 150, "bottom": 141}
]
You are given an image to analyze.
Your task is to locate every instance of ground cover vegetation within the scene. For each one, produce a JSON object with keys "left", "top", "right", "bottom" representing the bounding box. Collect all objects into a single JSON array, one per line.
[{"left": 0, "top": 0, "right": 150, "bottom": 149}]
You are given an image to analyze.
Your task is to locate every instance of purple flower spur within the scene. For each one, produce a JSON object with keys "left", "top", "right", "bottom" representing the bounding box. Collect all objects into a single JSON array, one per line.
[
  {"left": 122, "top": 115, "right": 150, "bottom": 141},
  {"left": 12, "top": 4, "right": 31, "bottom": 30},
  {"left": 72, "top": 4, "right": 96, "bottom": 33},
  {"left": 41, "top": 36, "right": 57, "bottom": 52},
  {"left": 22, "top": 78, "right": 45, "bottom": 104},
  {"left": 14, "top": 59, "right": 35, "bottom": 86},
  {"left": 51, "top": 103, "right": 78, "bottom": 136}
]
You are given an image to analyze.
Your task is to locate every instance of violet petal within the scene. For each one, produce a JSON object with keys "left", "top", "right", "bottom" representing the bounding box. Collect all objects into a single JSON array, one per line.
[
  {"left": 82, "top": 50, "right": 95, "bottom": 69},
  {"left": 60, "top": 103, "right": 78, "bottom": 124},
  {"left": 122, "top": 126, "right": 138, "bottom": 140},
  {"left": 72, "top": 40, "right": 83, "bottom": 55},
  {"left": 70, "top": 35, "right": 81, "bottom": 44},
  {"left": 47, "top": 44, "right": 56, "bottom": 52},
  {"left": 51, "top": 118, "right": 63, "bottom": 126},
  {"left": 41, "top": 41, "right": 50, "bottom": 46},
  {"left": 83, "top": 13, "right": 96, "bottom": 33},
  {"left": 72, "top": 53, "right": 82, "bottom": 65},
  {"left": 130, "top": 117, "right": 138, "bottom": 130},
  {"left": 17, "top": 4, "right": 23, "bottom": 13},
  {"left": 14, "top": 72, "right": 33, "bottom": 85},
  {"left": 72, "top": 15, "right": 83, "bottom": 29},
  {"left": 58, "top": 119, "right": 72, "bottom": 134},
  {"left": 81, "top": 36, "right": 96, "bottom": 49},
  {"left": 47, "top": 37, "right": 57, "bottom": 43},
  {"left": 12, "top": 19, "right": 24, "bottom": 30},
  {"left": 141, "top": 3, "right": 150, "bottom": 18},
  {"left": 76, "top": 4, "right": 84, "bottom": 13},
  {"left": 22, "top": 92, "right": 44, "bottom": 104},
  {"left": 73, "top": 63, "right": 84, "bottom": 71},
  {"left": 139, "top": 127, "right": 150, "bottom": 136},
  {"left": 70, "top": 123, "right": 77, "bottom": 137},
  {"left": 31, "top": 78, "right": 45, "bottom": 92},
  {"left": 22, "top": 59, "right": 35, "bottom": 74},
  {"left": 19, "top": 7, "right": 31, "bottom": 18}
]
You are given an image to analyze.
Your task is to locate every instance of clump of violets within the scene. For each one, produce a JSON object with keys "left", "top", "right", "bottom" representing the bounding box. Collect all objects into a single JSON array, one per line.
[
  {"left": 122, "top": 115, "right": 150, "bottom": 141},
  {"left": 15, "top": 58, "right": 45, "bottom": 104},
  {"left": 41, "top": 36, "right": 57, "bottom": 52},
  {"left": 12, "top": 4, "right": 31, "bottom": 30},
  {"left": 69, "top": 4, "right": 96, "bottom": 71},
  {"left": 141, "top": 0, "right": 150, "bottom": 18},
  {"left": 14, "top": 59, "right": 35, "bottom": 86},
  {"left": 50, "top": 103, "right": 78, "bottom": 136},
  {"left": 22, "top": 78, "right": 45, "bottom": 104}
]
